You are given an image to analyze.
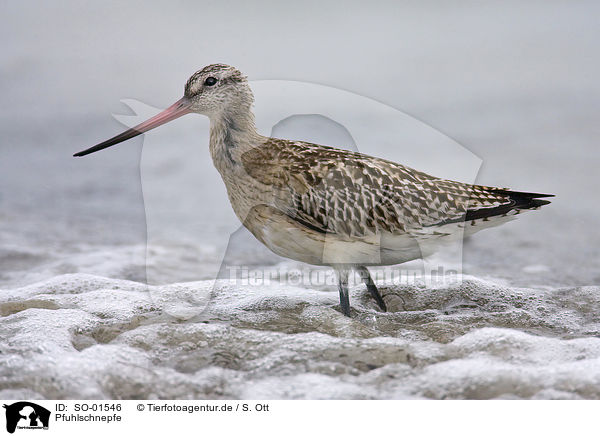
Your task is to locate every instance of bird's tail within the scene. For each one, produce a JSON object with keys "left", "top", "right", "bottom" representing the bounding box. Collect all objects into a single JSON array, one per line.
[{"left": 464, "top": 190, "right": 554, "bottom": 221}]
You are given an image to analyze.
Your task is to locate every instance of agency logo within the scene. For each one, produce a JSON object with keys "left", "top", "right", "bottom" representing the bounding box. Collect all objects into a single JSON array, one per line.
[
  {"left": 114, "top": 81, "right": 480, "bottom": 318},
  {"left": 3, "top": 402, "right": 50, "bottom": 434}
]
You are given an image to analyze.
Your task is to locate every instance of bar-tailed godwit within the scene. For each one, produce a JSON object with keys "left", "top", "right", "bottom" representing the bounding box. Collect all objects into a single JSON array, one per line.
[{"left": 75, "top": 64, "right": 553, "bottom": 316}]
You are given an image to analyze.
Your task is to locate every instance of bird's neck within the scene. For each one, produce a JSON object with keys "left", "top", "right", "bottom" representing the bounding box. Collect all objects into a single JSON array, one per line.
[{"left": 209, "top": 107, "right": 261, "bottom": 173}]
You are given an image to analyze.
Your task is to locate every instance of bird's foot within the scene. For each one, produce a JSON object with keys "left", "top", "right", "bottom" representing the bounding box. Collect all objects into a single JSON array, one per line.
[{"left": 356, "top": 266, "right": 387, "bottom": 312}]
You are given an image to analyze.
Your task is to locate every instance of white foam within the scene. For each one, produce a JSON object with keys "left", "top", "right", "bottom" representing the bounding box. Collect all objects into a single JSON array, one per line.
[{"left": 2, "top": 273, "right": 600, "bottom": 399}]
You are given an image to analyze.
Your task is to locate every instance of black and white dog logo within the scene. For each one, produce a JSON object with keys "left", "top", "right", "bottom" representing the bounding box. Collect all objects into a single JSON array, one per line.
[{"left": 3, "top": 402, "right": 50, "bottom": 433}]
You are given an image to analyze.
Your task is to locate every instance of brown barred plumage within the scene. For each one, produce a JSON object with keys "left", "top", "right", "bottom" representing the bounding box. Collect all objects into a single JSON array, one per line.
[{"left": 241, "top": 139, "right": 551, "bottom": 239}]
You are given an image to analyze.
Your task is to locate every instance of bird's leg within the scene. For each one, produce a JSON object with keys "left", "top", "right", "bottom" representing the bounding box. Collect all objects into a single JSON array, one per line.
[
  {"left": 356, "top": 266, "right": 387, "bottom": 312},
  {"left": 336, "top": 269, "right": 351, "bottom": 317}
]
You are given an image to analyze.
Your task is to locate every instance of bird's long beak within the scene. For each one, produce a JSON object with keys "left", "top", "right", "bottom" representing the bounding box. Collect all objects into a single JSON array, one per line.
[{"left": 73, "top": 98, "right": 192, "bottom": 157}]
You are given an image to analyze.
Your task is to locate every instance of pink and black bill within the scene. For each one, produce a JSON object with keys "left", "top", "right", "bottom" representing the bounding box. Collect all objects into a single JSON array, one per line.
[{"left": 73, "top": 98, "right": 191, "bottom": 157}]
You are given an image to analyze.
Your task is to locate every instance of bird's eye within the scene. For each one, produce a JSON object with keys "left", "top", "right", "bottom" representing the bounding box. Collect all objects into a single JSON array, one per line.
[{"left": 204, "top": 77, "right": 218, "bottom": 86}]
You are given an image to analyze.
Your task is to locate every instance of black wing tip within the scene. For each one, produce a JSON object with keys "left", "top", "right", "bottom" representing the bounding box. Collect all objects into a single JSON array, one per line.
[
  {"left": 501, "top": 190, "right": 555, "bottom": 199},
  {"left": 462, "top": 190, "right": 554, "bottom": 222},
  {"left": 527, "top": 198, "right": 552, "bottom": 208},
  {"left": 505, "top": 190, "right": 555, "bottom": 209}
]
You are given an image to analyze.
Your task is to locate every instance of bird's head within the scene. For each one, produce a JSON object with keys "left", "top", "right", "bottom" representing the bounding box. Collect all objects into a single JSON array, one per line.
[
  {"left": 183, "top": 64, "right": 253, "bottom": 117},
  {"left": 74, "top": 64, "right": 253, "bottom": 157}
]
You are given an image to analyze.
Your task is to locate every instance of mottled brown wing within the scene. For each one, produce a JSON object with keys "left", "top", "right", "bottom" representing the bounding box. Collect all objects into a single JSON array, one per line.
[{"left": 241, "top": 139, "right": 551, "bottom": 238}]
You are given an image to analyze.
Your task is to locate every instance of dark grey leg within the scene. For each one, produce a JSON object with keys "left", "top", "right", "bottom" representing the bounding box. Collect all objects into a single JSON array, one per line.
[
  {"left": 356, "top": 266, "right": 387, "bottom": 312},
  {"left": 336, "top": 269, "right": 351, "bottom": 316}
]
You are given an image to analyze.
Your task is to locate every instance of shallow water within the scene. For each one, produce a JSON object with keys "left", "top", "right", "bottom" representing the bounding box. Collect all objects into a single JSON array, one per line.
[{"left": 1, "top": 1, "right": 600, "bottom": 399}]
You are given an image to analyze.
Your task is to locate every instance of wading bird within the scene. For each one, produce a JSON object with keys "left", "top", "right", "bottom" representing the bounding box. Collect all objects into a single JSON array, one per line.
[{"left": 75, "top": 64, "right": 552, "bottom": 316}]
